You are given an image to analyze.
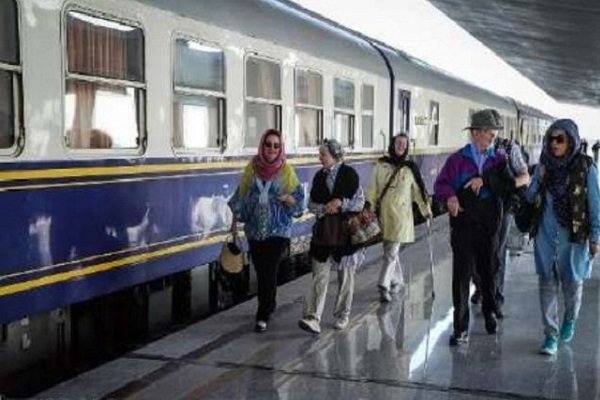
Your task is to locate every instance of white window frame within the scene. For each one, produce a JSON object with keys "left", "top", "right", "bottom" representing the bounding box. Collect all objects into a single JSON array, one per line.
[
  {"left": 428, "top": 100, "right": 440, "bottom": 146},
  {"left": 360, "top": 83, "right": 375, "bottom": 149},
  {"left": 0, "top": 0, "right": 23, "bottom": 157},
  {"left": 171, "top": 34, "right": 226, "bottom": 155},
  {"left": 243, "top": 52, "right": 282, "bottom": 149},
  {"left": 294, "top": 67, "right": 323, "bottom": 150},
  {"left": 61, "top": 6, "right": 147, "bottom": 156},
  {"left": 333, "top": 77, "right": 355, "bottom": 148}
]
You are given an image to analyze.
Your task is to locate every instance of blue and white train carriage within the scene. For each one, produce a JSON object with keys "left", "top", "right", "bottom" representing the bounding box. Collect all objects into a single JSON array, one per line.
[{"left": 0, "top": 0, "right": 551, "bottom": 373}]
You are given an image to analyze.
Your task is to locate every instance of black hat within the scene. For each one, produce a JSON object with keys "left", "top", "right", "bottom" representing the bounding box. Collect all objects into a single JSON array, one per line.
[{"left": 465, "top": 109, "right": 503, "bottom": 130}]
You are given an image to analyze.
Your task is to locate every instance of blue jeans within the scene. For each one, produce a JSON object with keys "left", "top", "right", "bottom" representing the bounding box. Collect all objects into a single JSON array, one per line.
[{"left": 539, "top": 273, "right": 582, "bottom": 338}]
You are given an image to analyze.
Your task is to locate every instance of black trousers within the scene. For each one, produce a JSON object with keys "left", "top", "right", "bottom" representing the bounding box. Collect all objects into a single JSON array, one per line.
[
  {"left": 248, "top": 237, "right": 290, "bottom": 322},
  {"left": 450, "top": 224, "right": 499, "bottom": 334}
]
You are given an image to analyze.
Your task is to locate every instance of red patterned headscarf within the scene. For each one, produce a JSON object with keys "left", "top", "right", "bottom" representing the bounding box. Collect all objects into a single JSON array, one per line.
[{"left": 252, "top": 129, "right": 286, "bottom": 181}]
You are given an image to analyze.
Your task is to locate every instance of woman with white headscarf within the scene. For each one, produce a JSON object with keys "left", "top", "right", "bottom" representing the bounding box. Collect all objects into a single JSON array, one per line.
[{"left": 298, "top": 139, "right": 365, "bottom": 334}]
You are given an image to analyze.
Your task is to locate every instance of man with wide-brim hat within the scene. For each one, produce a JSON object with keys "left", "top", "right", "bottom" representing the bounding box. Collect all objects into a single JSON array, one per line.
[
  {"left": 434, "top": 108, "right": 529, "bottom": 346},
  {"left": 464, "top": 108, "right": 503, "bottom": 131}
]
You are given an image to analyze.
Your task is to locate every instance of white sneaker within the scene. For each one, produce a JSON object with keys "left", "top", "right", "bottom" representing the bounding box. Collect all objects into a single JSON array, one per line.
[
  {"left": 390, "top": 282, "right": 404, "bottom": 294},
  {"left": 254, "top": 320, "right": 267, "bottom": 333},
  {"left": 333, "top": 316, "right": 350, "bottom": 330},
  {"left": 298, "top": 318, "right": 321, "bottom": 334},
  {"left": 380, "top": 290, "right": 392, "bottom": 303}
]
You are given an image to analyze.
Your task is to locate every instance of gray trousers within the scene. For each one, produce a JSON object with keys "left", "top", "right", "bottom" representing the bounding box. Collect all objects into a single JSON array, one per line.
[
  {"left": 302, "top": 257, "right": 355, "bottom": 321},
  {"left": 539, "top": 273, "right": 583, "bottom": 338}
]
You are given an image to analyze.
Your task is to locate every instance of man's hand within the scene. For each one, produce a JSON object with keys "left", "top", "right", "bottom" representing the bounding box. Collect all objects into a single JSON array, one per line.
[
  {"left": 447, "top": 196, "right": 463, "bottom": 217},
  {"left": 464, "top": 177, "right": 484, "bottom": 195}
]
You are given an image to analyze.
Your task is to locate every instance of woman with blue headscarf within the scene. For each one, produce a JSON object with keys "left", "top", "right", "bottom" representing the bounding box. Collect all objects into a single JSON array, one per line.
[{"left": 526, "top": 119, "right": 600, "bottom": 355}]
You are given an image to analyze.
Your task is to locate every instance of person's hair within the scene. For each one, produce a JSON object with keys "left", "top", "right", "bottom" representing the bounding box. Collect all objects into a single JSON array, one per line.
[{"left": 320, "top": 138, "right": 344, "bottom": 161}]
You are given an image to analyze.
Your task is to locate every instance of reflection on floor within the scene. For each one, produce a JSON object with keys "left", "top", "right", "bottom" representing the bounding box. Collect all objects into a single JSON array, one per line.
[{"left": 39, "top": 217, "right": 600, "bottom": 400}]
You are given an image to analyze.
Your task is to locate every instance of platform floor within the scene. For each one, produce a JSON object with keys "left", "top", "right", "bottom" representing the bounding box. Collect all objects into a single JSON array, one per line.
[{"left": 38, "top": 217, "right": 600, "bottom": 400}]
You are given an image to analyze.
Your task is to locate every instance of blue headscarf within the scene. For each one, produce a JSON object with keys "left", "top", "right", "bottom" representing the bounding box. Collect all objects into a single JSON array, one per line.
[{"left": 540, "top": 119, "right": 581, "bottom": 227}]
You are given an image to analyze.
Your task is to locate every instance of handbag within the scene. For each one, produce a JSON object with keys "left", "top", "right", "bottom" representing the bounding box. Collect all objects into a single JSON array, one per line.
[
  {"left": 514, "top": 199, "right": 535, "bottom": 234},
  {"left": 346, "top": 166, "right": 403, "bottom": 247},
  {"left": 345, "top": 208, "right": 381, "bottom": 246},
  {"left": 220, "top": 233, "right": 244, "bottom": 274}
]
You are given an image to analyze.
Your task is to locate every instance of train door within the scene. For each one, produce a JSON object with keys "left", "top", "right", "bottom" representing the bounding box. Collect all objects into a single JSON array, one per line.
[{"left": 396, "top": 89, "right": 411, "bottom": 137}]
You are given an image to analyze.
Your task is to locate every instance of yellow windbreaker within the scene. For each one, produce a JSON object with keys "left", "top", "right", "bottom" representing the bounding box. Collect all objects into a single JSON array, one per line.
[{"left": 366, "top": 161, "right": 431, "bottom": 243}]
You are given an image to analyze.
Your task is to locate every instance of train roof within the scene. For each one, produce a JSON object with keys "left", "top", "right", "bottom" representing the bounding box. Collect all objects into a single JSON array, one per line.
[
  {"left": 381, "top": 46, "right": 516, "bottom": 111},
  {"left": 135, "top": 0, "right": 388, "bottom": 78},
  {"left": 135, "top": 0, "right": 548, "bottom": 116}
]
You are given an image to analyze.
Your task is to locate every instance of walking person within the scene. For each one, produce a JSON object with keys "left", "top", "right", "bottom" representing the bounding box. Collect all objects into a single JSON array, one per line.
[
  {"left": 525, "top": 119, "right": 600, "bottom": 355},
  {"left": 366, "top": 133, "right": 431, "bottom": 302},
  {"left": 472, "top": 137, "right": 529, "bottom": 313},
  {"left": 298, "top": 139, "right": 365, "bottom": 334},
  {"left": 228, "top": 129, "right": 305, "bottom": 333},
  {"left": 434, "top": 109, "right": 527, "bottom": 346}
]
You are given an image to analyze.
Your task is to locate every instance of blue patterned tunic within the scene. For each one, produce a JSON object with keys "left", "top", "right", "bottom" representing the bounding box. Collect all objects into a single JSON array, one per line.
[{"left": 228, "top": 173, "right": 305, "bottom": 241}]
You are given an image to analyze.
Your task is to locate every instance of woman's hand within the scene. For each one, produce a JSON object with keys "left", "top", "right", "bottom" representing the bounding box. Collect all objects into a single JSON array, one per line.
[
  {"left": 514, "top": 171, "right": 530, "bottom": 188},
  {"left": 230, "top": 218, "right": 238, "bottom": 235},
  {"left": 590, "top": 241, "right": 600, "bottom": 257},
  {"left": 278, "top": 193, "right": 297, "bottom": 207},
  {"left": 325, "top": 198, "right": 342, "bottom": 214}
]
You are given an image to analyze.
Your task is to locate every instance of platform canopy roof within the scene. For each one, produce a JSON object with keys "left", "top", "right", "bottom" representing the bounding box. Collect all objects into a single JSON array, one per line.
[{"left": 427, "top": 0, "right": 600, "bottom": 106}]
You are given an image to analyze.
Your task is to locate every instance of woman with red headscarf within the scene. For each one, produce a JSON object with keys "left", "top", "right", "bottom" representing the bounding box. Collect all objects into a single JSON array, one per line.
[{"left": 228, "top": 129, "right": 305, "bottom": 333}]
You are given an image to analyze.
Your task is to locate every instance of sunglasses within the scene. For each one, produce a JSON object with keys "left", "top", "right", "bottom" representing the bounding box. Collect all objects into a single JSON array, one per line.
[
  {"left": 263, "top": 141, "right": 281, "bottom": 149},
  {"left": 549, "top": 135, "right": 566, "bottom": 144}
]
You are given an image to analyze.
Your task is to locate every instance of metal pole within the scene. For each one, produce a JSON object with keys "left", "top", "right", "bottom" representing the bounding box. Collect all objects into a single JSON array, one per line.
[{"left": 427, "top": 218, "right": 436, "bottom": 298}]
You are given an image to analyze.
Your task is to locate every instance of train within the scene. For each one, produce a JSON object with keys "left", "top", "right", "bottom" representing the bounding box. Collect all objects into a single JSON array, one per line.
[{"left": 0, "top": 0, "right": 552, "bottom": 380}]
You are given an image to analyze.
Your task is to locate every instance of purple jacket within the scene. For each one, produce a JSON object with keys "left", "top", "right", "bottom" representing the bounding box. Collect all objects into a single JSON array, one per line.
[{"left": 434, "top": 144, "right": 507, "bottom": 204}]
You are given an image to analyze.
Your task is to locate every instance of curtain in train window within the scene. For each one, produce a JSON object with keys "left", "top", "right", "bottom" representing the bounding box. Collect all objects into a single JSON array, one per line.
[
  {"left": 245, "top": 56, "right": 281, "bottom": 147},
  {"left": 428, "top": 101, "right": 439, "bottom": 146},
  {"left": 334, "top": 78, "right": 355, "bottom": 146},
  {"left": 173, "top": 39, "right": 225, "bottom": 150},
  {"left": 0, "top": 0, "right": 19, "bottom": 150},
  {"left": 295, "top": 69, "right": 323, "bottom": 147},
  {"left": 361, "top": 84, "right": 374, "bottom": 148},
  {"left": 0, "top": 71, "right": 15, "bottom": 148},
  {"left": 64, "top": 11, "right": 145, "bottom": 149}
]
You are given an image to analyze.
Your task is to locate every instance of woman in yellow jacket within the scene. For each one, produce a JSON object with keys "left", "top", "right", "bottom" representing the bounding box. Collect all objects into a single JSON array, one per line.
[{"left": 367, "top": 133, "right": 431, "bottom": 302}]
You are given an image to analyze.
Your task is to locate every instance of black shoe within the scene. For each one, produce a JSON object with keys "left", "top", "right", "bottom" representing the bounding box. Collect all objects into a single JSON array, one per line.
[
  {"left": 484, "top": 314, "right": 497, "bottom": 334},
  {"left": 470, "top": 291, "right": 481, "bottom": 305},
  {"left": 493, "top": 306, "right": 505, "bottom": 319},
  {"left": 449, "top": 331, "right": 469, "bottom": 346}
]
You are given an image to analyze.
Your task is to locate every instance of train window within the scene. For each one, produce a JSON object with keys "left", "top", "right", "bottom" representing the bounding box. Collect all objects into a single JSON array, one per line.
[
  {"left": 64, "top": 10, "right": 145, "bottom": 150},
  {"left": 245, "top": 56, "right": 281, "bottom": 147},
  {"left": 295, "top": 69, "right": 323, "bottom": 147},
  {"left": 428, "top": 101, "right": 439, "bottom": 146},
  {"left": 173, "top": 39, "right": 225, "bottom": 150},
  {"left": 334, "top": 78, "right": 355, "bottom": 146},
  {"left": 361, "top": 84, "right": 374, "bottom": 148},
  {"left": 0, "top": 0, "right": 21, "bottom": 152},
  {"left": 396, "top": 90, "right": 411, "bottom": 134}
]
